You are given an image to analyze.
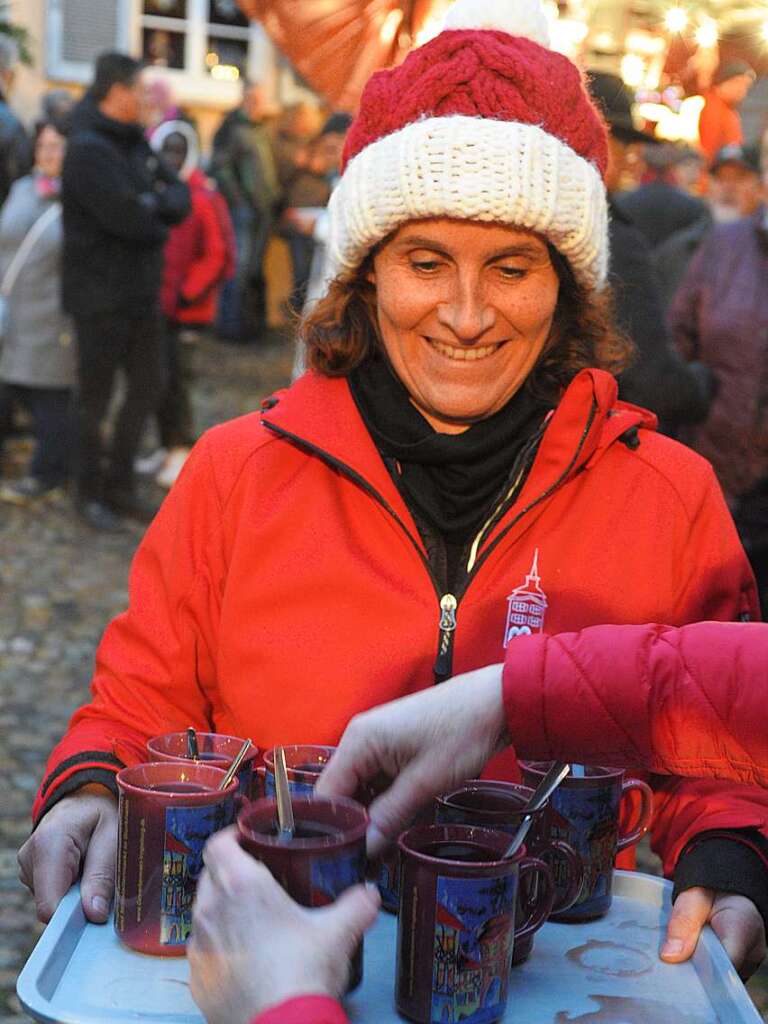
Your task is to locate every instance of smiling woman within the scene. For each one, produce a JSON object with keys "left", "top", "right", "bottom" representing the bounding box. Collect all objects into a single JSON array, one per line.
[{"left": 22, "top": 0, "right": 768, "bottom": 1012}]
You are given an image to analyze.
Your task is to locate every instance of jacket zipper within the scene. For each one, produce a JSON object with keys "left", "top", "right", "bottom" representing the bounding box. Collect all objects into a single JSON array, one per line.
[{"left": 262, "top": 400, "right": 596, "bottom": 683}]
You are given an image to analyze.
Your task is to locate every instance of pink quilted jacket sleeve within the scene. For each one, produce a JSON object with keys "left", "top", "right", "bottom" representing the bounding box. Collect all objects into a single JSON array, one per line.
[{"left": 503, "top": 621, "right": 768, "bottom": 785}]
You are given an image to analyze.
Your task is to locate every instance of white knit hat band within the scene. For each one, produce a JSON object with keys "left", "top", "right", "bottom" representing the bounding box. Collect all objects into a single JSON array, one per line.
[{"left": 328, "top": 115, "right": 609, "bottom": 290}]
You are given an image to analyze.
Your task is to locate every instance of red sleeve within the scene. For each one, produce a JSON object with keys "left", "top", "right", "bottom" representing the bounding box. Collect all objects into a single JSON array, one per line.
[
  {"left": 506, "top": 463, "right": 767, "bottom": 877},
  {"left": 251, "top": 995, "right": 349, "bottom": 1024},
  {"left": 180, "top": 190, "right": 227, "bottom": 304},
  {"left": 32, "top": 430, "right": 228, "bottom": 824},
  {"left": 503, "top": 621, "right": 768, "bottom": 786}
]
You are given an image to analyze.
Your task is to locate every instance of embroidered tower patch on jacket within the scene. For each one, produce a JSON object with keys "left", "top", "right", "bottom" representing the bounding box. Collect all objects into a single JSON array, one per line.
[{"left": 504, "top": 549, "right": 548, "bottom": 646}]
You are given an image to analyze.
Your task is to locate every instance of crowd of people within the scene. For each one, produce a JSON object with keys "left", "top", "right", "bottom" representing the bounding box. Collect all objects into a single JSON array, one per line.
[
  {"left": 0, "top": 41, "right": 350, "bottom": 529},
  {"left": 6, "top": 0, "right": 768, "bottom": 1020}
]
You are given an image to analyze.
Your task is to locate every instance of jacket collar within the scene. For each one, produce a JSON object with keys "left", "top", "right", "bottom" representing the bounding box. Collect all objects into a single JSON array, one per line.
[{"left": 261, "top": 368, "right": 655, "bottom": 542}]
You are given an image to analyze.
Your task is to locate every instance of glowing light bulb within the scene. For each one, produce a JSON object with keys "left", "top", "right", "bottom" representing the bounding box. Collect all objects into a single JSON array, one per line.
[
  {"left": 761, "top": 20, "right": 768, "bottom": 43},
  {"left": 664, "top": 7, "right": 688, "bottom": 33},
  {"left": 694, "top": 20, "right": 718, "bottom": 48},
  {"left": 621, "top": 53, "right": 645, "bottom": 88}
]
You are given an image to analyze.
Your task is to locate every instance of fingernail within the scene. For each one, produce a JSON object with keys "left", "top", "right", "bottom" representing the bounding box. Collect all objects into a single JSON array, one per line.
[
  {"left": 662, "top": 939, "right": 684, "bottom": 957},
  {"left": 91, "top": 895, "right": 109, "bottom": 916}
]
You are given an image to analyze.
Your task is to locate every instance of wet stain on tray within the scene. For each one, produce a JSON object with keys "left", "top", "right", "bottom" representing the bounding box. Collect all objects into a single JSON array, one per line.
[
  {"left": 566, "top": 939, "right": 654, "bottom": 977},
  {"left": 555, "top": 993, "right": 710, "bottom": 1023}
]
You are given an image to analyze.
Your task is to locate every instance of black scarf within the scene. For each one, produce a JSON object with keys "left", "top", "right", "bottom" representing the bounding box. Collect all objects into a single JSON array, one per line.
[{"left": 349, "top": 356, "right": 552, "bottom": 546}]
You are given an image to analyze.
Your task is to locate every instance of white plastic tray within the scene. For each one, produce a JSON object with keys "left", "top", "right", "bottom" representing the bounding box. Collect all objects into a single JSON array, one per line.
[{"left": 17, "top": 871, "right": 762, "bottom": 1023}]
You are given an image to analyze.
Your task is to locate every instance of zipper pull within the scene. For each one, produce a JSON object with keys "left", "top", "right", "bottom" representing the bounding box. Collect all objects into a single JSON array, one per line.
[{"left": 434, "top": 594, "right": 457, "bottom": 683}]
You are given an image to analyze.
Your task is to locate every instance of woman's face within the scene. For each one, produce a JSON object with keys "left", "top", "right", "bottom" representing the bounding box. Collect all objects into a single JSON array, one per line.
[
  {"left": 369, "top": 218, "right": 560, "bottom": 433},
  {"left": 35, "top": 125, "right": 66, "bottom": 178}
]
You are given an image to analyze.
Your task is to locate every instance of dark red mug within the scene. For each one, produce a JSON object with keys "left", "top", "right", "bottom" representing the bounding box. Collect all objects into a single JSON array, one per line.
[
  {"left": 146, "top": 731, "right": 260, "bottom": 799},
  {"left": 396, "top": 824, "right": 554, "bottom": 1023},
  {"left": 115, "top": 761, "right": 239, "bottom": 955},
  {"left": 262, "top": 744, "right": 336, "bottom": 797},
  {"left": 520, "top": 762, "right": 653, "bottom": 921},
  {"left": 435, "top": 780, "right": 584, "bottom": 964},
  {"left": 237, "top": 795, "right": 368, "bottom": 989}
]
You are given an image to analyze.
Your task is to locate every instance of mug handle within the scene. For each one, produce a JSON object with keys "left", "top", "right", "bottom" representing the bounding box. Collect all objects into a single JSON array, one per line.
[
  {"left": 515, "top": 856, "right": 555, "bottom": 946},
  {"left": 540, "top": 839, "right": 585, "bottom": 915},
  {"left": 616, "top": 778, "right": 653, "bottom": 852}
]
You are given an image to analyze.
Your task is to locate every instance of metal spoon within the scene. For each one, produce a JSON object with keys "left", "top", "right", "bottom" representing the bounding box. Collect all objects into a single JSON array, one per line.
[
  {"left": 273, "top": 746, "right": 295, "bottom": 843},
  {"left": 524, "top": 762, "right": 571, "bottom": 814},
  {"left": 503, "top": 762, "right": 571, "bottom": 859},
  {"left": 217, "top": 738, "right": 252, "bottom": 791},
  {"left": 186, "top": 726, "right": 199, "bottom": 760}
]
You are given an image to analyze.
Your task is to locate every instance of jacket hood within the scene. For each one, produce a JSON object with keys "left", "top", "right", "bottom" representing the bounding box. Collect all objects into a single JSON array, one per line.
[
  {"left": 150, "top": 118, "right": 199, "bottom": 181},
  {"left": 70, "top": 96, "right": 145, "bottom": 142}
]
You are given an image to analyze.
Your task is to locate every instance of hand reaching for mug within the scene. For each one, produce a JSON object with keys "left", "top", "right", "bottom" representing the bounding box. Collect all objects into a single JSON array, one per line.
[
  {"left": 17, "top": 784, "right": 118, "bottom": 924},
  {"left": 316, "top": 664, "right": 507, "bottom": 856},
  {"left": 188, "top": 829, "right": 380, "bottom": 1024}
]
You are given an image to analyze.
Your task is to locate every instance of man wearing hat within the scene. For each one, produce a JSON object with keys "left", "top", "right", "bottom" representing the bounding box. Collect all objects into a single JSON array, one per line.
[
  {"left": 698, "top": 61, "right": 756, "bottom": 164},
  {"left": 654, "top": 143, "right": 763, "bottom": 309},
  {"left": 587, "top": 71, "right": 712, "bottom": 433}
]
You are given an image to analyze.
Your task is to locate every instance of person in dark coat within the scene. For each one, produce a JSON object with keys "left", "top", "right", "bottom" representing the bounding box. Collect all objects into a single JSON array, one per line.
[
  {"left": 588, "top": 71, "right": 712, "bottom": 433},
  {"left": 62, "top": 52, "right": 189, "bottom": 530},
  {"left": 615, "top": 143, "right": 709, "bottom": 250},
  {"left": 0, "top": 36, "right": 31, "bottom": 207}
]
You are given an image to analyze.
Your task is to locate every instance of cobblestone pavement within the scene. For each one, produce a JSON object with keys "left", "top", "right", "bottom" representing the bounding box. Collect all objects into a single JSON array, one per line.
[{"left": 2, "top": 333, "right": 768, "bottom": 1022}]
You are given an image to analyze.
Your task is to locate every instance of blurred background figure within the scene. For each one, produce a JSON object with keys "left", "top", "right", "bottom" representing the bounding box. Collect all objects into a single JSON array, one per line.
[
  {"left": 588, "top": 70, "right": 712, "bottom": 435},
  {"left": 211, "top": 80, "right": 279, "bottom": 343},
  {"left": 62, "top": 52, "right": 189, "bottom": 531},
  {"left": 143, "top": 120, "right": 232, "bottom": 489},
  {"left": 0, "top": 120, "right": 73, "bottom": 505},
  {"left": 290, "top": 111, "right": 352, "bottom": 380},
  {"left": 0, "top": 34, "right": 32, "bottom": 206},
  {"left": 40, "top": 88, "right": 75, "bottom": 136},
  {"left": 670, "top": 149, "right": 768, "bottom": 604},
  {"left": 698, "top": 61, "right": 756, "bottom": 165},
  {"left": 655, "top": 144, "right": 763, "bottom": 311},
  {"left": 616, "top": 143, "right": 709, "bottom": 250},
  {"left": 275, "top": 101, "right": 325, "bottom": 312},
  {"left": 144, "top": 75, "right": 185, "bottom": 140}
]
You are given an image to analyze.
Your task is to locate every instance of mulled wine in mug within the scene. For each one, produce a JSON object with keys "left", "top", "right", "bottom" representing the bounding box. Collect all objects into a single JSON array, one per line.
[
  {"left": 520, "top": 762, "right": 652, "bottom": 921},
  {"left": 436, "top": 779, "right": 584, "bottom": 963},
  {"left": 238, "top": 795, "right": 368, "bottom": 989},
  {"left": 396, "top": 824, "right": 554, "bottom": 1024},
  {"left": 262, "top": 744, "right": 335, "bottom": 796}
]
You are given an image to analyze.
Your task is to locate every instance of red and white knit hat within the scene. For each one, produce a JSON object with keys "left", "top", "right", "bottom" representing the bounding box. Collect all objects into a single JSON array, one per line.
[{"left": 327, "top": 0, "right": 610, "bottom": 290}]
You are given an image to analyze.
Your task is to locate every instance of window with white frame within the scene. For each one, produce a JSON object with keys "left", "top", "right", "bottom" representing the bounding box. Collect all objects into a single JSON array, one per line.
[{"left": 140, "top": 0, "right": 252, "bottom": 79}]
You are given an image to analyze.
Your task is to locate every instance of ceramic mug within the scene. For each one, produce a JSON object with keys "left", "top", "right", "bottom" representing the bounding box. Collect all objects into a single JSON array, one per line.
[
  {"left": 238, "top": 795, "right": 368, "bottom": 989},
  {"left": 396, "top": 824, "right": 554, "bottom": 1024},
  {"left": 520, "top": 762, "right": 653, "bottom": 921},
  {"left": 146, "top": 731, "right": 260, "bottom": 798},
  {"left": 114, "top": 761, "right": 238, "bottom": 955},
  {"left": 262, "top": 744, "right": 335, "bottom": 797},
  {"left": 436, "top": 780, "right": 584, "bottom": 963}
]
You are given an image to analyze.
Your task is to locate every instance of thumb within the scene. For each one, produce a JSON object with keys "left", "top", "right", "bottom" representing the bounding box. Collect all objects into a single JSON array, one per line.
[
  {"left": 316, "top": 884, "right": 381, "bottom": 958},
  {"left": 80, "top": 809, "right": 118, "bottom": 924},
  {"left": 661, "top": 886, "right": 715, "bottom": 963}
]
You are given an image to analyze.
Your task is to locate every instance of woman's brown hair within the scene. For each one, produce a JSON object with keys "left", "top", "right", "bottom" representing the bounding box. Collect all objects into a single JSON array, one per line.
[{"left": 299, "top": 244, "right": 634, "bottom": 403}]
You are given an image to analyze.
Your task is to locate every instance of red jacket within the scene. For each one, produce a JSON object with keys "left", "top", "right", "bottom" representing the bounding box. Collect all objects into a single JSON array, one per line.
[
  {"left": 33, "top": 369, "right": 758, "bottom": 866},
  {"left": 160, "top": 168, "right": 227, "bottom": 325},
  {"left": 698, "top": 90, "right": 743, "bottom": 164},
  {"left": 252, "top": 621, "right": 768, "bottom": 1024}
]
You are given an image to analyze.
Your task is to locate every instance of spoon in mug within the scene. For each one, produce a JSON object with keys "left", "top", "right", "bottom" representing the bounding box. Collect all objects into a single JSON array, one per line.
[
  {"left": 274, "top": 745, "right": 295, "bottom": 843},
  {"left": 217, "top": 738, "right": 252, "bottom": 791},
  {"left": 186, "top": 726, "right": 199, "bottom": 760},
  {"left": 503, "top": 762, "right": 571, "bottom": 859}
]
